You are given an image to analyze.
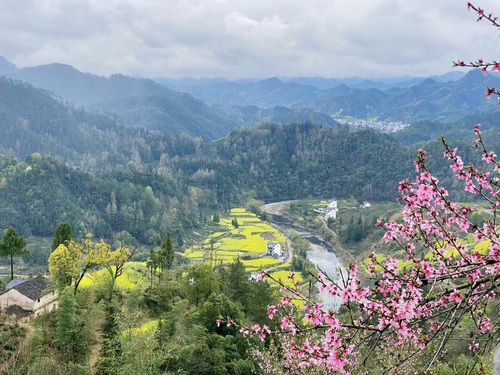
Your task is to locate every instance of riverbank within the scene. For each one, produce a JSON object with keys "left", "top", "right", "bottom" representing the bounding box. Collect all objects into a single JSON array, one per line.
[{"left": 262, "top": 201, "right": 345, "bottom": 308}]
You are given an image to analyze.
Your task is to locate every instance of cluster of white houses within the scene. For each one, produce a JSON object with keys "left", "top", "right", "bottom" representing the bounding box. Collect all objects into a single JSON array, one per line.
[
  {"left": 0, "top": 276, "right": 58, "bottom": 318},
  {"left": 317, "top": 199, "right": 371, "bottom": 222},
  {"left": 314, "top": 199, "right": 339, "bottom": 221}
]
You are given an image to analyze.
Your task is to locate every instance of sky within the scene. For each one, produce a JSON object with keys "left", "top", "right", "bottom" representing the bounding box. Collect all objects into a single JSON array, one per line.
[{"left": 1, "top": 0, "right": 500, "bottom": 80}]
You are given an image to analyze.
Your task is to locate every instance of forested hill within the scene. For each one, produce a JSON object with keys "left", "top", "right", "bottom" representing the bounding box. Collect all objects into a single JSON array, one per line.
[
  {"left": 0, "top": 115, "right": 414, "bottom": 244},
  {"left": 0, "top": 77, "right": 200, "bottom": 169},
  {"left": 182, "top": 123, "right": 413, "bottom": 202},
  {"left": 4, "top": 63, "right": 240, "bottom": 140},
  {"left": 0, "top": 153, "right": 213, "bottom": 243},
  {"left": 0, "top": 75, "right": 481, "bottom": 245}
]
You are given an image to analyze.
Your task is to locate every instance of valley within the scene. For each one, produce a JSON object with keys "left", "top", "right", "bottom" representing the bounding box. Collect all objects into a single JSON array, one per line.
[{"left": 0, "top": 53, "right": 498, "bottom": 374}]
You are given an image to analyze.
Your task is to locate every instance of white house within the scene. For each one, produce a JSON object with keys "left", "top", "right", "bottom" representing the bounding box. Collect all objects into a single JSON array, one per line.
[
  {"left": 266, "top": 242, "right": 281, "bottom": 257},
  {"left": 0, "top": 276, "right": 58, "bottom": 317},
  {"left": 327, "top": 200, "right": 338, "bottom": 210},
  {"left": 324, "top": 199, "right": 339, "bottom": 220}
]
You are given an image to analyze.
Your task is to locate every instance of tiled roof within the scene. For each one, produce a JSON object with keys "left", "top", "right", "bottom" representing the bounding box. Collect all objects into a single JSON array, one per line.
[
  {"left": 13, "top": 276, "right": 48, "bottom": 300},
  {"left": 6, "top": 279, "right": 26, "bottom": 290}
]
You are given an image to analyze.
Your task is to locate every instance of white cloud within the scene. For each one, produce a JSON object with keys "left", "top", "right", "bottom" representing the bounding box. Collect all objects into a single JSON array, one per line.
[{"left": 1, "top": 0, "right": 500, "bottom": 78}]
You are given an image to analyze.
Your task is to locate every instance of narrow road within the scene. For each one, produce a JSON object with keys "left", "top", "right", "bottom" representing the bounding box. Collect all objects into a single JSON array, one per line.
[{"left": 262, "top": 200, "right": 298, "bottom": 217}]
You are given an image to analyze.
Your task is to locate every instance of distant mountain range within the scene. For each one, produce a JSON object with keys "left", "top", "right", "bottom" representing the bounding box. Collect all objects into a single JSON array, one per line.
[
  {"left": 0, "top": 58, "right": 340, "bottom": 139},
  {"left": 2, "top": 55, "right": 499, "bottom": 139},
  {"left": 158, "top": 69, "right": 500, "bottom": 123},
  {"left": 2, "top": 62, "right": 239, "bottom": 140}
]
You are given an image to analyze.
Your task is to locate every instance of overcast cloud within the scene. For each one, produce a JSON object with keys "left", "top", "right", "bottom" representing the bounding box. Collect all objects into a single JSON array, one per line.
[{"left": 1, "top": 0, "right": 499, "bottom": 79}]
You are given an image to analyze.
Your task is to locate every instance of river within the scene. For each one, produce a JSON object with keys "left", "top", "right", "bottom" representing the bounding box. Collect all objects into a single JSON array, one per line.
[{"left": 265, "top": 207, "right": 344, "bottom": 310}]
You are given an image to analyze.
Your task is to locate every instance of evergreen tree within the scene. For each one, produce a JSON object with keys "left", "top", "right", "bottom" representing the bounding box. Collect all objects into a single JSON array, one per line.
[
  {"left": 231, "top": 218, "right": 239, "bottom": 228},
  {"left": 177, "top": 234, "right": 184, "bottom": 248},
  {"left": 183, "top": 264, "right": 219, "bottom": 306},
  {"left": 0, "top": 227, "right": 27, "bottom": 280},
  {"left": 222, "top": 258, "right": 250, "bottom": 304},
  {"left": 212, "top": 213, "right": 220, "bottom": 224},
  {"left": 52, "top": 223, "right": 74, "bottom": 252},
  {"left": 96, "top": 301, "right": 122, "bottom": 375},
  {"left": 55, "top": 287, "right": 77, "bottom": 360},
  {"left": 159, "top": 232, "right": 175, "bottom": 275}
]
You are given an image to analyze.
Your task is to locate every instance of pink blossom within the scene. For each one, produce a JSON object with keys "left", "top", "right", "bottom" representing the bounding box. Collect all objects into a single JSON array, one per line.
[
  {"left": 482, "top": 150, "right": 497, "bottom": 164},
  {"left": 268, "top": 305, "right": 277, "bottom": 320}
]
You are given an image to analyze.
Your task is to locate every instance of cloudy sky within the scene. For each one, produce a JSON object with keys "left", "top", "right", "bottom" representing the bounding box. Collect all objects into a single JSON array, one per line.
[{"left": 1, "top": 0, "right": 500, "bottom": 79}]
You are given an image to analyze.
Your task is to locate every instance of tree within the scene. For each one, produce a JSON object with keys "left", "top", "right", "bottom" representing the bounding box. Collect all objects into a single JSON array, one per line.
[
  {"left": 0, "top": 227, "right": 27, "bottom": 280},
  {"left": 177, "top": 234, "right": 184, "bottom": 248},
  {"left": 55, "top": 287, "right": 77, "bottom": 360},
  {"left": 147, "top": 247, "right": 160, "bottom": 288},
  {"left": 238, "top": 131, "right": 500, "bottom": 374},
  {"left": 91, "top": 239, "right": 132, "bottom": 300},
  {"left": 49, "top": 235, "right": 100, "bottom": 294},
  {"left": 221, "top": 258, "right": 250, "bottom": 304},
  {"left": 48, "top": 242, "right": 81, "bottom": 289},
  {"left": 231, "top": 218, "right": 239, "bottom": 228},
  {"left": 212, "top": 213, "right": 220, "bottom": 224},
  {"left": 159, "top": 232, "right": 175, "bottom": 275},
  {"left": 183, "top": 264, "right": 219, "bottom": 306},
  {"left": 48, "top": 235, "right": 130, "bottom": 296},
  {"left": 198, "top": 293, "right": 241, "bottom": 333},
  {"left": 52, "top": 223, "right": 73, "bottom": 251}
]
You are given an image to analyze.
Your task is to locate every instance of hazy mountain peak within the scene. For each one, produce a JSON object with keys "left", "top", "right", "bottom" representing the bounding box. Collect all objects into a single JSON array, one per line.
[
  {"left": 456, "top": 68, "right": 500, "bottom": 89},
  {"left": 259, "top": 77, "right": 284, "bottom": 88},
  {"left": 417, "top": 78, "right": 438, "bottom": 86},
  {"left": 0, "top": 55, "right": 18, "bottom": 74}
]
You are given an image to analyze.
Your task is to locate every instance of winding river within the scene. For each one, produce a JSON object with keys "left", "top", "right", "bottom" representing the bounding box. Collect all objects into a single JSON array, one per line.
[{"left": 264, "top": 205, "right": 344, "bottom": 309}]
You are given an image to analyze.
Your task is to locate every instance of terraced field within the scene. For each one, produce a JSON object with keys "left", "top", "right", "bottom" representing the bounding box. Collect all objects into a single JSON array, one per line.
[{"left": 184, "top": 208, "right": 288, "bottom": 272}]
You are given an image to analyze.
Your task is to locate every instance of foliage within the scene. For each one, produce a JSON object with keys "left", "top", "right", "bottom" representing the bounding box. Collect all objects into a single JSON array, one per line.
[
  {"left": 184, "top": 123, "right": 411, "bottom": 203},
  {"left": 159, "top": 233, "right": 175, "bottom": 274},
  {"left": 0, "top": 320, "right": 25, "bottom": 364},
  {"left": 55, "top": 287, "right": 81, "bottom": 361},
  {"left": 48, "top": 236, "right": 132, "bottom": 295},
  {"left": 52, "top": 223, "right": 74, "bottom": 252},
  {"left": 182, "top": 263, "right": 220, "bottom": 306},
  {"left": 48, "top": 242, "right": 82, "bottom": 288},
  {"left": 0, "top": 227, "right": 27, "bottom": 280}
]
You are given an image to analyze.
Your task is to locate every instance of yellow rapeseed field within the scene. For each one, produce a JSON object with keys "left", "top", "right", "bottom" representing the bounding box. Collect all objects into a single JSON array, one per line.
[{"left": 183, "top": 208, "right": 286, "bottom": 271}]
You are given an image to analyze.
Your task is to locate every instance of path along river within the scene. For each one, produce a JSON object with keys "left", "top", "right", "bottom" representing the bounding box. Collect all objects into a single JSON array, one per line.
[{"left": 264, "top": 206, "right": 344, "bottom": 310}]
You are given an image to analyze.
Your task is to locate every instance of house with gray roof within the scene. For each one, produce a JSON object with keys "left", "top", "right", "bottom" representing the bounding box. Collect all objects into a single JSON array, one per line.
[
  {"left": 6, "top": 278, "right": 25, "bottom": 290},
  {"left": 0, "top": 276, "right": 58, "bottom": 317}
]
